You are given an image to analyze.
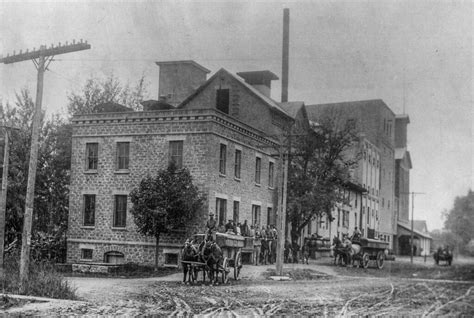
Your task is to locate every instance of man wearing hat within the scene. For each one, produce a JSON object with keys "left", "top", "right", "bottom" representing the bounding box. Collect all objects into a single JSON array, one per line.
[{"left": 206, "top": 213, "right": 217, "bottom": 241}]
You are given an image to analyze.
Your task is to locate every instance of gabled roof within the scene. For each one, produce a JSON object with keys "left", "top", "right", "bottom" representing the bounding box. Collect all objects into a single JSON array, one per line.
[
  {"left": 395, "top": 148, "right": 412, "bottom": 169},
  {"left": 278, "top": 101, "right": 305, "bottom": 119},
  {"left": 93, "top": 102, "right": 133, "bottom": 113},
  {"left": 305, "top": 99, "right": 395, "bottom": 120},
  {"left": 398, "top": 221, "right": 432, "bottom": 239},
  {"left": 413, "top": 220, "right": 429, "bottom": 233},
  {"left": 178, "top": 68, "right": 292, "bottom": 119}
]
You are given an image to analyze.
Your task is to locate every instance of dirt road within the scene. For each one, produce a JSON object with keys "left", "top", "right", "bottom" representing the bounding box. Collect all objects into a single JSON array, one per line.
[{"left": 5, "top": 258, "right": 474, "bottom": 316}]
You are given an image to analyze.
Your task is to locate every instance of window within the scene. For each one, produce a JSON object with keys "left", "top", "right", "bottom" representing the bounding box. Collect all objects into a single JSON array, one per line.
[
  {"left": 216, "top": 198, "right": 227, "bottom": 226},
  {"left": 114, "top": 195, "right": 127, "bottom": 228},
  {"left": 268, "top": 161, "right": 274, "bottom": 188},
  {"left": 86, "top": 143, "right": 98, "bottom": 170},
  {"left": 219, "top": 144, "right": 227, "bottom": 175},
  {"left": 255, "top": 157, "right": 261, "bottom": 184},
  {"left": 216, "top": 88, "right": 229, "bottom": 114},
  {"left": 267, "top": 207, "right": 273, "bottom": 226},
  {"left": 355, "top": 213, "right": 358, "bottom": 228},
  {"left": 337, "top": 209, "right": 340, "bottom": 227},
  {"left": 83, "top": 194, "right": 96, "bottom": 226},
  {"left": 81, "top": 249, "right": 93, "bottom": 260},
  {"left": 252, "top": 205, "right": 261, "bottom": 226},
  {"left": 234, "top": 149, "right": 241, "bottom": 179},
  {"left": 307, "top": 221, "right": 312, "bottom": 235},
  {"left": 116, "top": 142, "right": 130, "bottom": 170},
  {"left": 233, "top": 201, "right": 239, "bottom": 222},
  {"left": 343, "top": 211, "right": 349, "bottom": 228},
  {"left": 388, "top": 200, "right": 391, "bottom": 208},
  {"left": 382, "top": 198, "right": 384, "bottom": 207},
  {"left": 169, "top": 140, "right": 183, "bottom": 168}
]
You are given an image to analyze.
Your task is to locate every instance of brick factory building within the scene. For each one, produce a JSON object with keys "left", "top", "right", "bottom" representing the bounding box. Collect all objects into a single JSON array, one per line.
[{"left": 67, "top": 61, "right": 295, "bottom": 266}]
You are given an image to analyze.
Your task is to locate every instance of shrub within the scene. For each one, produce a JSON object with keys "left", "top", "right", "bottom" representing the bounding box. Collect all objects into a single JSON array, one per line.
[{"left": 1, "top": 250, "right": 76, "bottom": 299}]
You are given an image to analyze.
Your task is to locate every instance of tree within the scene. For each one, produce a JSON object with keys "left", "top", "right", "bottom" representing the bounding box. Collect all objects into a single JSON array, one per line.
[
  {"left": 66, "top": 74, "right": 148, "bottom": 115},
  {"left": 129, "top": 163, "right": 205, "bottom": 270},
  {"left": 286, "top": 114, "right": 360, "bottom": 242},
  {"left": 443, "top": 189, "right": 474, "bottom": 254}
]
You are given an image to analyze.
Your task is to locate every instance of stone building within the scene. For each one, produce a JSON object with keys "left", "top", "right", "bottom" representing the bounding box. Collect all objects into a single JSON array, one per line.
[
  {"left": 305, "top": 100, "right": 398, "bottom": 249},
  {"left": 67, "top": 61, "right": 294, "bottom": 266}
]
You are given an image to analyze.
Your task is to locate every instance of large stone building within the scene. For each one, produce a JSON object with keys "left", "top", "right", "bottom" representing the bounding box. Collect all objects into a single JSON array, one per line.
[
  {"left": 305, "top": 100, "right": 398, "bottom": 249},
  {"left": 67, "top": 61, "right": 294, "bottom": 266}
]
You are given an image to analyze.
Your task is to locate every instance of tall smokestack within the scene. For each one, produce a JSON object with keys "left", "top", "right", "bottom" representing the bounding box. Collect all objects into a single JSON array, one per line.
[{"left": 281, "top": 8, "right": 290, "bottom": 103}]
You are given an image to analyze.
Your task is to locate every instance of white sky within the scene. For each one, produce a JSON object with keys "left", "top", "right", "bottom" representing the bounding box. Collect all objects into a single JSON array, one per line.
[{"left": 0, "top": 1, "right": 472, "bottom": 231}]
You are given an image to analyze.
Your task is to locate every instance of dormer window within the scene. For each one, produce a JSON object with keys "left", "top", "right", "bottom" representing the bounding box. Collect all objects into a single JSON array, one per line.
[{"left": 216, "top": 89, "right": 229, "bottom": 114}]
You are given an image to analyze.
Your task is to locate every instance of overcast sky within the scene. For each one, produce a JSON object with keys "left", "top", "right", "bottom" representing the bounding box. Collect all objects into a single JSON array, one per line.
[{"left": 0, "top": 1, "right": 472, "bottom": 231}]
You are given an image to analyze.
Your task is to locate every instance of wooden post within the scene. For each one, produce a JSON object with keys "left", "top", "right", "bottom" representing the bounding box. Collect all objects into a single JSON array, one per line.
[
  {"left": 1, "top": 40, "right": 90, "bottom": 293},
  {"left": 19, "top": 49, "right": 45, "bottom": 293},
  {"left": 0, "top": 128, "right": 10, "bottom": 274},
  {"left": 275, "top": 151, "right": 284, "bottom": 275}
]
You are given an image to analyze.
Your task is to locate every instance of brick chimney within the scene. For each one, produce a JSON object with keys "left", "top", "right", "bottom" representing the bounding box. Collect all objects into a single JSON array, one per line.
[
  {"left": 155, "top": 60, "right": 210, "bottom": 107},
  {"left": 237, "top": 70, "right": 279, "bottom": 98}
]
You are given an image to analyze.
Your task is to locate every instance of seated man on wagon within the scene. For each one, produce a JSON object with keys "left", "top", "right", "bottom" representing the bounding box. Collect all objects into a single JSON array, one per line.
[{"left": 351, "top": 227, "right": 362, "bottom": 242}]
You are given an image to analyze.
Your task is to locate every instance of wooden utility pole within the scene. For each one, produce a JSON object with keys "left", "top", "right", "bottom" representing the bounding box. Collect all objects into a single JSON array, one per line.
[
  {"left": 0, "top": 40, "right": 90, "bottom": 293},
  {"left": 0, "top": 125, "right": 19, "bottom": 275}
]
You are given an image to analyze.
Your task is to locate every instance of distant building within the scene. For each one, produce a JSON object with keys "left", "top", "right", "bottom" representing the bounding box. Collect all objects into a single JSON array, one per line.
[
  {"left": 306, "top": 100, "right": 397, "bottom": 249},
  {"left": 397, "top": 220, "right": 431, "bottom": 256},
  {"left": 67, "top": 61, "right": 294, "bottom": 266}
]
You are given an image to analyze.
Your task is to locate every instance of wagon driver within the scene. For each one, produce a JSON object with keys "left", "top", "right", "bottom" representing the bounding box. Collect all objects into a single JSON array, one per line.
[{"left": 206, "top": 212, "right": 217, "bottom": 241}]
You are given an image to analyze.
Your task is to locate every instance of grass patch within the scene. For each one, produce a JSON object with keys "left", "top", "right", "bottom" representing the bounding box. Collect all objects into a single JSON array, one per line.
[
  {"left": 65, "top": 263, "right": 180, "bottom": 278},
  {"left": 1, "top": 251, "right": 76, "bottom": 299}
]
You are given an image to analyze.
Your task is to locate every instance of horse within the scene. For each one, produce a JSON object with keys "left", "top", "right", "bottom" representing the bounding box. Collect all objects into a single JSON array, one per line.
[
  {"left": 181, "top": 240, "right": 199, "bottom": 284},
  {"left": 201, "top": 240, "right": 223, "bottom": 285},
  {"left": 332, "top": 236, "right": 348, "bottom": 266}
]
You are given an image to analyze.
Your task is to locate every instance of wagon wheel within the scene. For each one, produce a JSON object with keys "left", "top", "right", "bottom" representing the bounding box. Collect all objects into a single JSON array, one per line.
[
  {"left": 221, "top": 257, "right": 229, "bottom": 284},
  {"left": 376, "top": 251, "right": 385, "bottom": 269},
  {"left": 362, "top": 252, "right": 370, "bottom": 269},
  {"left": 234, "top": 251, "right": 242, "bottom": 280}
]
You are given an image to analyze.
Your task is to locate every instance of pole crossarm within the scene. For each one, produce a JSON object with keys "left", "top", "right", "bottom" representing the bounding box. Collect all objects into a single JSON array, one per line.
[{"left": 0, "top": 40, "right": 90, "bottom": 64}]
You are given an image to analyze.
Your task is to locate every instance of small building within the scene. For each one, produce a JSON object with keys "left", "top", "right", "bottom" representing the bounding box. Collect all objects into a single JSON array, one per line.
[{"left": 397, "top": 220, "right": 432, "bottom": 256}]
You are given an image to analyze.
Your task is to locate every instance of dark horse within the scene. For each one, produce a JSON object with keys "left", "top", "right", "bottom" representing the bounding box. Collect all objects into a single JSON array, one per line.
[
  {"left": 182, "top": 240, "right": 199, "bottom": 284},
  {"left": 201, "top": 240, "right": 223, "bottom": 285}
]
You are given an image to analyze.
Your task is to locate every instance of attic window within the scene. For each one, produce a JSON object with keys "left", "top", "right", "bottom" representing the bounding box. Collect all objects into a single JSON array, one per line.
[{"left": 216, "top": 89, "right": 229, "bottom": 114}]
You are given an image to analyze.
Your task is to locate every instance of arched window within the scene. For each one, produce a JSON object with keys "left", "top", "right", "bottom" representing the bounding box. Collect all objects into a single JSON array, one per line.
[{"left": 104, "top": 251, "right": 125, "bottom": 264}]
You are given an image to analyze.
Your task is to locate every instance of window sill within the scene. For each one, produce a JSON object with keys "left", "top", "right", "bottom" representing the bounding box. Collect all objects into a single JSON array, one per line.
[
  {"left": 255, "top": 183, "right": 261, "bottom": 187},
  {"left": 79, "top": 258, "right": 93, "bottom": 262},
  {"left": 84, "top": 170, "right": 98, "bottom": 175},
  {"left": 114, "top": 170, "right": 130, "bottom": 174},
  {"left": 112, "top": 227, "right": 127, "bottom": 231},
  {"left": 268, "top": 186, "right": 274, "bottom": 190},
  {"left": 81, "top": 226, "right": 95, "bottom": 229},
  {"left": 219, "top": 173, "right": 226, "bottom": 178},
  {"left": 234, "top": 177, "right": 241, "bottom": 182}
]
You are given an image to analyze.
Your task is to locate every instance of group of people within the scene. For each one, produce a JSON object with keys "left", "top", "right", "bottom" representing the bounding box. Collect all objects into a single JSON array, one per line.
[{"left": 205, "top": 213, "right": 278, "bottom": 240}]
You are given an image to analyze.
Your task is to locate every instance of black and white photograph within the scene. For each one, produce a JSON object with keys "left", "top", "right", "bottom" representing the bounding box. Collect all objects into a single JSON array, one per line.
[{"left": 0, "top": 0, "right": 472, "bottom": 316}]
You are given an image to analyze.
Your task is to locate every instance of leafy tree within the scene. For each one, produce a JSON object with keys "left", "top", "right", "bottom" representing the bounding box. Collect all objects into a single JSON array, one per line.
[
  {"left": 443, "top": 189, "right": 474, "bottom": 254},
  {"left": 129, "top": 163, "right": 205, "bottom": 270},
  {"left": 66, "top": 74, "right": 148, "bottom": 115},
  {"left": 286, "top": 115, "right": 360, "bottom": 242}
]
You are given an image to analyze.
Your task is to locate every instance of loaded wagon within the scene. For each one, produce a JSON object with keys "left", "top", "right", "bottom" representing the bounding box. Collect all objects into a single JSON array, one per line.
[
  {"left": 181, "top": 232, "right": 244, "bottom": 284},
  {"left": 351, "top": 237, "right": 389, "bottom": 269}
]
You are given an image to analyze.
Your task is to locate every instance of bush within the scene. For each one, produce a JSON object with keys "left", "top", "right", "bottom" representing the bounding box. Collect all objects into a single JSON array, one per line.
[{"left": 1, "top": 250, "right": 76, "bottom": 299}]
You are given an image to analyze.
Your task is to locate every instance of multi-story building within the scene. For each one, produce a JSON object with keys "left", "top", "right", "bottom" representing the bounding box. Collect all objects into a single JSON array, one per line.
[
  {"left": 305, "top": 100, "right": 397, "bottom": 249},
  {"left": 67, "top": 61, "right": 294, "bottom": 266}
]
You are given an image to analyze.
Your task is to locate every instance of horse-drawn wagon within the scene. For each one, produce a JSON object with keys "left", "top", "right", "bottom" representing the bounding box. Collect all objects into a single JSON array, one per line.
[
  {"left": 334, "top": 237, "right": 389, "bottom": 269},
  {"left": 181, "top": 232, "right": 244, "bottom": 284}
]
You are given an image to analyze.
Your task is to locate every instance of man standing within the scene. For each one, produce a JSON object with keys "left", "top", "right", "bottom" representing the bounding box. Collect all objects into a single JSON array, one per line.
[{"left": 206, "top": 213, "right": 216, "bottom": 241}]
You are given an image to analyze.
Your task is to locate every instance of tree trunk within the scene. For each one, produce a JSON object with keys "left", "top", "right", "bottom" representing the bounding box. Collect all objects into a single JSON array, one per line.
[{"left": 155, "top": 232, "right": 160, "bottom": 271}]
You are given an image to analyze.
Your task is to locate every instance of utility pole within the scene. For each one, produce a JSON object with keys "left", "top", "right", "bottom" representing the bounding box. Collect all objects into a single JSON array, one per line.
[
  {"left": 0, "top": 40, "right": 90, "bottom": 293},
  {"left": 0, "top": 125, "right": 19, "bottom": 275},
  {"left": 402, "top": 191, "right": 425, "bottom": 264}
]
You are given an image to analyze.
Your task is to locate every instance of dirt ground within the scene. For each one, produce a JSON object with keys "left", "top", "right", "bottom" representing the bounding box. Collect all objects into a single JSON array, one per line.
[{"left": 4, "top": 256, "right": 474, "bottom": 316}]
